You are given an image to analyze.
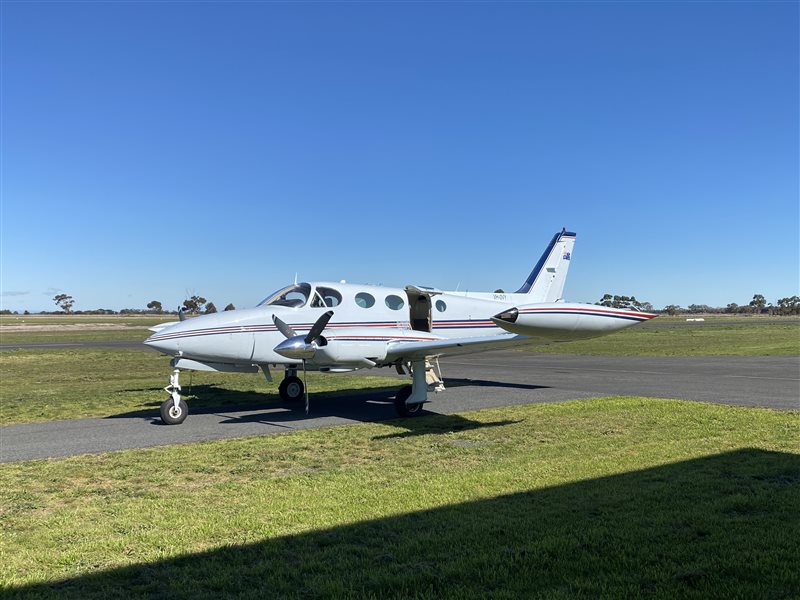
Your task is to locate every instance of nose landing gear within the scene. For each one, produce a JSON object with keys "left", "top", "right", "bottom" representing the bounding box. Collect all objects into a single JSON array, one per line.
[{"left": 160, "top": 368, "right": 188, "bottom": 425}]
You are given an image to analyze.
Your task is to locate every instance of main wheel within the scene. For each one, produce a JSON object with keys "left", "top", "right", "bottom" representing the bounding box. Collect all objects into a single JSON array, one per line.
[
  {"left": 160, "top": 398, "right": 188, "bottom": 425},
  {"left": 279, "top": 376, "right": 305, "bottom": 402},
  {"left": 394, "top": 385, "right": 424, "bottom": 417}
]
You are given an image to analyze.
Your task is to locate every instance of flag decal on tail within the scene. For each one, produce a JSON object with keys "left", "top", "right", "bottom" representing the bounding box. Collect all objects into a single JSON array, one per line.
[{"left": 563, "top": 251, "right": 571, "bottom": 260}]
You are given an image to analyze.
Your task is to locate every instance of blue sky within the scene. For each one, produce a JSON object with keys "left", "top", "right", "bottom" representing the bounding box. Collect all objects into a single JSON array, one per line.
[{"left": 2, "top": 1, "right": 798, "bottom": 312}]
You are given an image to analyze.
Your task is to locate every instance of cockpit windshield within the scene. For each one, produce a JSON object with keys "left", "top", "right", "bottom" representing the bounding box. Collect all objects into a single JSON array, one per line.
[{"left": 257, "top": 283, "right": 312, "bottom": 308}]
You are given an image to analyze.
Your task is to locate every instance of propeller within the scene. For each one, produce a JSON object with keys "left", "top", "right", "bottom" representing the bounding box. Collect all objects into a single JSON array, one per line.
[
  {"left": 272, "top": 310, "right": 334, "bottom": 415},
  {"left": 304, "top": 310, "right": 333, "bottom": 344},
  {"left": 273, "top": 315, "right": 297, "bottom": 339}
]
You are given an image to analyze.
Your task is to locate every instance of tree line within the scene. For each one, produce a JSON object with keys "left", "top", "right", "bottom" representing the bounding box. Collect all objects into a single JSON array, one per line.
[
  {"left": 598, "top": 293, "right": 800, "bottom": 316},
  {"left": 2, "top": 292, "right": 799, "bottom": 317}
]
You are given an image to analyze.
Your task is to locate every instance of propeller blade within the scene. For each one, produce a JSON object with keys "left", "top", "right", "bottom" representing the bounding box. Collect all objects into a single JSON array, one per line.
[
  {"left": 304, "top": 310, "right": 334, "bottom": 344},
  {"left": 272, "top": 314, "right": 297, "bottom": 339}
]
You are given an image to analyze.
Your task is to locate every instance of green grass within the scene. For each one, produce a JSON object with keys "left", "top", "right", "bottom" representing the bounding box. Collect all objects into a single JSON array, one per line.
[
  {"left": 0, "top": 330, "right": 152, "bottom": 344},
  {"left": 0, "top": 314, "right": 174, "bottom": 345},
  {"left": 0, "top": 315, "right": 178, "bottom": 327},
  {"left": 526, "top": 321, "right": 800, "bottom": 356},
  {"left": 0, "top": 348, "right": 402, "bottom": 425},
  {"left": 0, "top": 398, "right": 797, "bottom": 598}
]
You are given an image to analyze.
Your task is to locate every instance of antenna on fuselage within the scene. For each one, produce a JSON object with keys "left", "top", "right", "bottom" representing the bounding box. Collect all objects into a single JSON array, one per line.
[{"left": 294, "top": 272, "right": 298, "bottom": 285}]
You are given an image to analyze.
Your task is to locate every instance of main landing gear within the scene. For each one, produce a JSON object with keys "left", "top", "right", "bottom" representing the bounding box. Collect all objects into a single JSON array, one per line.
[
  {"left": 393, "top": 359, "right": 445, "bottom": 418},
  {"left": 160, "top": 368, "right": 188, "bottom": 425},
  {"left": 279, "top": 369, "right": 305, "bottom": 402}
]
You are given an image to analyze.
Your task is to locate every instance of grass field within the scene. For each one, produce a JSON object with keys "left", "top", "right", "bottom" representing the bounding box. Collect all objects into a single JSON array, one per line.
[
  {"left": 1, "top": 397, "right": 797, "bottom": 598},
  {"left": 524, "top": 320, "right": 799, "bottom": 356},
  {"left": 0, "top": 348, "right": 402, "bottom": 426},
  {"left": 0, "top": 315, "right": 174, "bottom": 345},
  {"left": 2, "top": 314, "right": 798, "bottom": 354}
]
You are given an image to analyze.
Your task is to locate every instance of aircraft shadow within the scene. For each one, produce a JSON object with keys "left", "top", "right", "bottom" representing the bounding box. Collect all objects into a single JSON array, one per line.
[
  {"left": 7, "top": 449, "right": 798, "bottom": 598},
  {"left": 444, "top": 378, "right": 548, "bottom": 391},
  {"left": 208, "top": 389, "right": 520, "bottom": 439},
  {"left": 110, "top": 378, "right": 550, "bottom": 425}
]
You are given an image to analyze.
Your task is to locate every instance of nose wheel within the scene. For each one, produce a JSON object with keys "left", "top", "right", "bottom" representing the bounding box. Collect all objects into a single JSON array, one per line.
[
  {"left": 160, "top": 397, "right": 188, "bottom": 425},
  {"left": 160, "top": 368, "right": 188, "bottom": 425}
]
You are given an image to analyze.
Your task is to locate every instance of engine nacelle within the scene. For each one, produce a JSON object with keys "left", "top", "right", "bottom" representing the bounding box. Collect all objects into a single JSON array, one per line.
[{"left": 313, "top": 327, "right": 441, "bottom": 367}]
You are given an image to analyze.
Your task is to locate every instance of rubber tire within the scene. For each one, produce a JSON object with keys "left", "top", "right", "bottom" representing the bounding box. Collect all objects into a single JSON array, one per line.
[
  {"left": 160, "top": 398, "right": 188, "bottom": 425},
  {"left": 279, "top": 376, "right": 305, "bottom": 402},
  {"left": 394, "top": 385, "right": 424, "bottom": 417}
]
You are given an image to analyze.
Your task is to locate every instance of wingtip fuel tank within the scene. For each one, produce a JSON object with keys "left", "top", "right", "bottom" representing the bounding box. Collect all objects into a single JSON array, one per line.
[{"left": 491, "top": 303, "right": 656, "bottom": 340}]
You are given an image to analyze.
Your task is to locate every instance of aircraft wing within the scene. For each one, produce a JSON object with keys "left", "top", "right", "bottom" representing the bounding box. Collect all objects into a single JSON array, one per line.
[{"left": 384, "top": 333, "right": 542, "bottom": 363}]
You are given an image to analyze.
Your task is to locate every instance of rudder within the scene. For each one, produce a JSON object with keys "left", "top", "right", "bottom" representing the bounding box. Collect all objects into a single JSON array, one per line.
[{"left": 515, "top": 229, "right": 576, "bottom": 302}]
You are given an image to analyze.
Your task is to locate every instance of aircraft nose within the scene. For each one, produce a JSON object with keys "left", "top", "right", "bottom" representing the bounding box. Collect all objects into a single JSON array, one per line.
[{"left": 143, "top": 333, "right": 180, "bottom": 355}]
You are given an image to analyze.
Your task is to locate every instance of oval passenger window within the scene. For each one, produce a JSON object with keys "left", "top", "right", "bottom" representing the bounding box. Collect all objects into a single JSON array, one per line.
[
  {"left": 355, "top": 292, "right": 375, "bottom": 308},
  {"left": 385, "top": 295, "right": 405, "bottom": 310}
]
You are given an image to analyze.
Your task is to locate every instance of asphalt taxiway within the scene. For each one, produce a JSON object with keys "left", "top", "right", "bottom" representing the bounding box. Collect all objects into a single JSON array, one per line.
[{"left": 1, "top": 351, "right": 797, "bottom": 463}]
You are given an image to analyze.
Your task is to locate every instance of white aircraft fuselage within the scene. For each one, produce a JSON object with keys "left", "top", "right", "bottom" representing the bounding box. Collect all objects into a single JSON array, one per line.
[{"left": 144, "top": 230, "right": 656, "bottom": 424}]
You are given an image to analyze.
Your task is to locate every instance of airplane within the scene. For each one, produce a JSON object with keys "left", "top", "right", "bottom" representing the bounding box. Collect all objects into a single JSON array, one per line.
[{"left": 144, "top": 229, "right": 656, "bottom": 424}]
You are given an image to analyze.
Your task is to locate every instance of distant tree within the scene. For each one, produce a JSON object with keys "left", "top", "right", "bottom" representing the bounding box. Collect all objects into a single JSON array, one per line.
[
  {"left": 597, "top": 293, "right": 614, "bottom": 307},
  {"left": 23, "top": 310, "right": 30, "bottom": 315},
  {"left": 597, "top": 294, "right": 648, "bottom": 310},
  {"left": 725, "top": 303, "right": 739, "bottom": 314},
  {"left": 640, "top": 302, "right": 654, "bottom": 312},
  {"left": 146, "top": 300, "right": 163, "bottom": 313},
  {"left": 205, "top": 302, "right": 217, "bottom": 314},
  {"left": 688, "top": 304, "right": 713, "bottom": 314},
  {"left": 749, "top": 294, "right": 767, "bottom": 313},
  {"left": 663, "top": 304, "right": 682, "bottom": 316},
  {"left": 776, "top": 296, "right": 800, "bottom": 316},
  {"left": 494, "top": 289, "right": 505, "bottom": 294},
  {"left": 224, "top": 303, "right": 236, "bottom": 311},
  {"left": 182, "top": 295, "right": 207, "bottom": 314},
  {"left": 53, "top": 293, "right": 74, "bottom": 314}
]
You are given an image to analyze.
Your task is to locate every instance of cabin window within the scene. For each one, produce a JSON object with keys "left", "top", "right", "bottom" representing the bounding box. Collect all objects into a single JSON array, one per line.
[
  {"left": 385, "top": 294, "right": 405, "bottom": 310},
  {"left": 257, "top": 283, "right": 311, "bottom": 308},
  {"left": 435, "top": 300, "right": 447, "bottom": 312},
  {"left": 355, "top": 292, "right": 375, "bottom": 308},
  {"left": 312, "top": 287, "right": 342, "bottom": 307}
]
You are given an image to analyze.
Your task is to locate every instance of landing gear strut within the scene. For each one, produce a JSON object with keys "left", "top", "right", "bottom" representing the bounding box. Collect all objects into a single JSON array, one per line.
[
  {"left": 393, "top": 359, "right": 429, "bottom": 417},
  {"left": 279, "top": 369, "right": 305, "bottom": 402},
  {"left": 160, "top": 368, "right": 188, "bottom": 425}
]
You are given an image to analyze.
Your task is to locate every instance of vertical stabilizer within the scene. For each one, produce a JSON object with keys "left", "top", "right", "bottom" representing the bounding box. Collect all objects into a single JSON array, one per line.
[{"left": 515, "top": 229, "right": 576, "bottom": 302}]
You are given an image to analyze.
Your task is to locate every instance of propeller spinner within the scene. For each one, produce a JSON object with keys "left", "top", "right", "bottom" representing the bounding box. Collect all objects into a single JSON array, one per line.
[
  {"left": 273, "top": 310, "right": 333, "bottom": 360},
  {"left": 272, "top": 310, "right": 334, "bottom": 415}
]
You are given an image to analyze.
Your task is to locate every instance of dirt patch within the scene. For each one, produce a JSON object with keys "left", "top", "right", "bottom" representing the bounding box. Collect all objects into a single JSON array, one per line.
[{"left": 0, "top": 324, "right": 142, "bottom": 332}]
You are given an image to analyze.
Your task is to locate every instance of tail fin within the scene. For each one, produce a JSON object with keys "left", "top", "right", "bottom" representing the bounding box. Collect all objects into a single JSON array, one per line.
[{"left": 515, "top": 229, "right": 576, "bottom": 302}]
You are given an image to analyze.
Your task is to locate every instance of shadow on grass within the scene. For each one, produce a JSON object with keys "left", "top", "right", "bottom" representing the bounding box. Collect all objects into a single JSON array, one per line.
[
  {"left": 110, "top": 378, "right": 550, "bottom": 428},
  {"left": 7, "top": 449, "right": 798, "bottom": 598}
]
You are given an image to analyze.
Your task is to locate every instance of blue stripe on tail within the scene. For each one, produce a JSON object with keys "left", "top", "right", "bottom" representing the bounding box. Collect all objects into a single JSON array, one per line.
[{"left": 515, "top": 229, "right": 576, "bottom": 294}]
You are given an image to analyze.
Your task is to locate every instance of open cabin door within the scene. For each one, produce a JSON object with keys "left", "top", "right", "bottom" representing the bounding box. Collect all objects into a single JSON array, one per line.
[{"left": 404, "top": 285, "right": 441, "bottom": 333}]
